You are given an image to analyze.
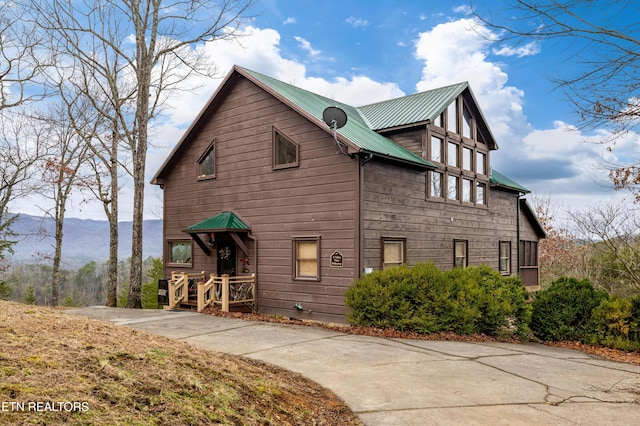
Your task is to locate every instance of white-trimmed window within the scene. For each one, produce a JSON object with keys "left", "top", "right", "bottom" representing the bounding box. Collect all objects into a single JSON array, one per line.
[
  {"left": 293, "top": 237, "right": 320, "bottom": 280},
  {"left": 454, "top": 239, "right": 468, "bottom": 268},
  {"left": 383, "top": 237, "right": 406, "bottom": 269},
  {"left": 499, "top": 241, "right": 511, "bottom": 275}
]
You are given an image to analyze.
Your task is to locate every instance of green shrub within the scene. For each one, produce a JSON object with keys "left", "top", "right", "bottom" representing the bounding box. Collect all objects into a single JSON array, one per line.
[
  {"left": 530, "top": 277, "right": 608, "bottom": 341},
  {"left": 345, "top": 263, "right": 531, "bottom": 338},
  {"left": 584, "top": 296, "right": 640, "bottom": 352}
]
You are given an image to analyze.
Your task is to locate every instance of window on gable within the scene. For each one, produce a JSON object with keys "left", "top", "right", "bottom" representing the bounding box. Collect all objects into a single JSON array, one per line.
[
  {"left": 454, "top": 239, "right": 468, "bottom": 268},
  {"left": 446, "top": 101, "right": 457, "bottom": 133},
  {"left": 293, "top": 236, "right": 320, "bottom": 280},
  {"left": 463, "top": 147, "right": 473, "bottom": 171},
  {"left": 462, "top": 105, "right": 472, "bottom": 139},
  {"left": 433, "top": 112, "right": 443, "bottom": 128},
  {"left": 476, "top": 151, "right": 486, "bottom": 175},
  {"left": 273, "top": 129, "right": 298, "bottom": 169},
  {"left": 447, "top": 142, "right": 459, "bottom": 167},
  {"left": 499, "top": 241, "right": 511, "bottom": 275},
  {"left": 431, "top": 136, "right": 442, "bottom": 163},
  {"left": 198, "top": 142, "right": 215, "bottom": 178},
  {"left": 383, "top": 237, "right": 406, "bottom": 269}
]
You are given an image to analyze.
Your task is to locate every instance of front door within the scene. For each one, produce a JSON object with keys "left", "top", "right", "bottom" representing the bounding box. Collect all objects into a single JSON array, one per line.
[{"left": 216, "top": 239, "right": 236, "bottom": 276}]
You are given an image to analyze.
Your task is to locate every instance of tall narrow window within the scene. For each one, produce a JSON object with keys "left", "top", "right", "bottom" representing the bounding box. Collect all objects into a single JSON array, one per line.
[
  {"left": 447, "top": 175, "right": 459, "bottom": 200},
  {"left": 477, "top": 152, "right": 486, "bottom": 175},
  {"left": 273, "top": 129, "right": 298, "bottom": 169},
  {"left": 431, "top": 171, "right": 443, "bottom": 198},
  {"left": 293, "top": 237, "right": 320, "bottom": 280},
  {"left": 462, "top": 178, "right": 472, "bottom": 202},
  {"left": 499, "top": 241, "right": 511, "bottom": 275},
  {"left": 448, "top": 142, "right": 459, "bottom": 167},
  {"left": 476, "top": 182, "right": 486, "bottom": 205},
  {"left": 197, "top": 142, "right": 215, "bottom": 178},
  {"left": 447, "top": 101, "right": 457, "bottom": 133},
  {"left": 383, "top": 238, "right": 405, "bottom": 269},
  {"left": 454, "top": 239, "right": 468, "bottom": 268},
  {"left": 463, "top": 147, "right": 473, "bottom": 171},
  {"left": 431, "top": 136, "right": 442, "bottom": 163},
  {"left": 462, "top": 105, "right": 472, "bottom": 139}
]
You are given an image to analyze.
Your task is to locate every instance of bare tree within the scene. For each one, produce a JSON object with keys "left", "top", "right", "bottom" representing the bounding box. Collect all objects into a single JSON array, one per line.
[
  {"left": 38, "top": 104, "right": 92, "bottom": 306},
  {"left": 29, "top": 0, "right": 255, "bottom": 307},
  {"left": 568, "top": 201, "right": 640, "bottom": 295},
  {"left": 472, "top": 1, "right": 640, "bottom": 196}
]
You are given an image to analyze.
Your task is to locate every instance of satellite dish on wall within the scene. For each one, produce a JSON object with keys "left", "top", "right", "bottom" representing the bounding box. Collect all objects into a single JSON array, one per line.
[
  {"left": 322, "top": 106, "right": 348, "bottom": 130},
  {"left": 322, "top": 106, "right": 350, "bottom": 156}
]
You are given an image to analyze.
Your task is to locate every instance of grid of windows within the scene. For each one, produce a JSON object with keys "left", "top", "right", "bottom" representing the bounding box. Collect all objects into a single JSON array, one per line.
[{"left": 428, "top": 98, "right": 489, "bottom": 205}]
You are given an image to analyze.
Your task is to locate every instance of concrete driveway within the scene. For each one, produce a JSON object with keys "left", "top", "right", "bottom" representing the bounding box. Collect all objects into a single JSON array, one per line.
[{"left": 66, "top": 307, "right": 640, "bottom": 425}]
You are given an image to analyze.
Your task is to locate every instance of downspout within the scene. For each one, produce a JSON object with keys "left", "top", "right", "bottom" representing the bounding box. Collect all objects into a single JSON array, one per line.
[
  {"left": 247, "top": 232, "right": 257, "bottom": 312},
  {"left": 359, "top": 152, "right": 374, "bottom": 278},
  {"left": 516, "top": 192, "right": 524, "bottom": 275}
]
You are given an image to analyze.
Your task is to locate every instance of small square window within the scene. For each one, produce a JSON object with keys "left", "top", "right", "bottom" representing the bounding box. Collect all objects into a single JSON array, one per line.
[
  {"left": 274, "top": 129, "right": 298, "bottom": 169},
  {"left": 293, "top": 237, "right": 320, "bottom": 280},
  {"left": 454, "top": 239, "right": 468, "bottom": 268},
  {"left": 383, "top": 238, "right": 405, "bottom": 269},
  {"left": 197, "top": 142, "right": 215, "bottom": 178},
  {"left": 168, "top": 241, "right": 192, "bottom": 266},
  {"left": 499, "top": 241, "right": 511, "bottom": 275}
]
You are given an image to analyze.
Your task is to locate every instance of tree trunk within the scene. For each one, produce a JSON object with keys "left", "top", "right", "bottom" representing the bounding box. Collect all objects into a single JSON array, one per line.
[
  {"left": 105, "top": 138, "right": 119, "bottom": 307},
  {"left": 51, "top": 206, "right": 65, "bottom": 306}
]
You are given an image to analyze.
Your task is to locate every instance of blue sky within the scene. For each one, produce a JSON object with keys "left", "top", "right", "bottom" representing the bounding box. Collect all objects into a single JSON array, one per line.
[{"left": 14, "top": 0, "right": 637, "bottom": 221}]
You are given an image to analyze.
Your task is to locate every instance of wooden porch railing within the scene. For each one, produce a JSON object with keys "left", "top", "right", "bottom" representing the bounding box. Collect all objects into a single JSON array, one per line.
[
  {"left": 197, "top": 273, "right": 255, "bottom": 313},
  {"left": 167, "top": 271, "right": 205, "bottom": 309}
]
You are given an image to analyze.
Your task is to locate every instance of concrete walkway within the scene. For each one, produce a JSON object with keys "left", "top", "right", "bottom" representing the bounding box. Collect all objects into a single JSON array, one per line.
[{"left": 66, "top": 307, "right": 640, "bottom": 425}]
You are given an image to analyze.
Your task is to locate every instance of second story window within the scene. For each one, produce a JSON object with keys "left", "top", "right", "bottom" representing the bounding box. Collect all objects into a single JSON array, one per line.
[
  {"left": 197, "top": 142, "right": 215, "bottom": 179},
  {"left": 273, "top": 129, "right": 299, "bottom": 169}
]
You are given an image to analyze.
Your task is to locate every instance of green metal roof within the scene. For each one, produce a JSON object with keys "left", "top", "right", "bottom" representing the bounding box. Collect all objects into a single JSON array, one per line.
[
  {"left": 358, "top": 82, "right": 469, "bottom": 130},
  {"left": 239, "top": 67, "right": 434, "bottom": 170},
  {"left": 490, "top": 169, "right": 530, "bottom": 193},
  {"left": 184, "top": 211, "right": 250, "bottom": 232}
]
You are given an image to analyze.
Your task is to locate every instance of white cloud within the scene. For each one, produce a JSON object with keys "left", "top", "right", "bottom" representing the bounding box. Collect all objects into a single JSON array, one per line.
[
  {"left": 346, "top": 16, "right": 369, "bottom": 28},
  {"left": 453, "top": 5, "right": 472, "bottom": 15},
  {"left": 493, "top": 42, "right": 541, "bottom": 58},
  {"left": 294, "top": 36, "right": 322, "bottom": 57},
  {"left": 283, "top": 17, "right": 296, "bottom": 25}
]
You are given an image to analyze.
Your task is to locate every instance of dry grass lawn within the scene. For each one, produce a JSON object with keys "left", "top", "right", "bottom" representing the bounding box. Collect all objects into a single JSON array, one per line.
[{"left": 0, "top": 301, "right": 362, "bottom": 425}]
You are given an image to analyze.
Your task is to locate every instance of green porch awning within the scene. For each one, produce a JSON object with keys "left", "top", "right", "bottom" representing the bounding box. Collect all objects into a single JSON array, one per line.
[
  {"left": 184, "top": 211, "right": 250, "bottom": 233},
  {"left": 184, "top": 212, "right": 250, "bottom": 257}
]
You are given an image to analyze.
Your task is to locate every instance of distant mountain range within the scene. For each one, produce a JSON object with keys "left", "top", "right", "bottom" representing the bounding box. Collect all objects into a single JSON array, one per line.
[{"left": 7, "top": 214, "right": 163, "bottom": 267}]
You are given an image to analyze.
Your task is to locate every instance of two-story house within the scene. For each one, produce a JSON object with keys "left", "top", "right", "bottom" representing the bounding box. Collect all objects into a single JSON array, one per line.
[{"left": 151, "top": 65, "right": 545, "bottom": 323}]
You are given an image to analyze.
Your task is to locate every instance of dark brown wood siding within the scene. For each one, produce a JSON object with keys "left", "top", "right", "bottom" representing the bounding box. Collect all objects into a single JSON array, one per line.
[
  {"left": 161, "top": 77, "right": 360, "bottom": 323},
  {"left": 362, "top": 160, "right": 527, "bottom": 274}
]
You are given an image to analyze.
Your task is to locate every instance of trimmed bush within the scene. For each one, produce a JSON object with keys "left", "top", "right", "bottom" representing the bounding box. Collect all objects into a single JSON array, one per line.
[
  {"left": 344, "top": 263, "right": 531, "bottom": 338},
  {"left": 584, "top": 296, "right": 640, "bottom": 352},
  {"left": 530, "top": 277, "right": 608, "bottom": 341}
]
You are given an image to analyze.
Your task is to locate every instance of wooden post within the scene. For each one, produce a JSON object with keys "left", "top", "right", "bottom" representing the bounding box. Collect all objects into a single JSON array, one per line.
[
  {"left": 221, "top": 274, "right": 230, "bottom": 312},
  {"left": 168, "top": 275, "right": 176, "bottom": 309},
  {"left": 197, "top": 280, "right": 205, "bottom": 313}
]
